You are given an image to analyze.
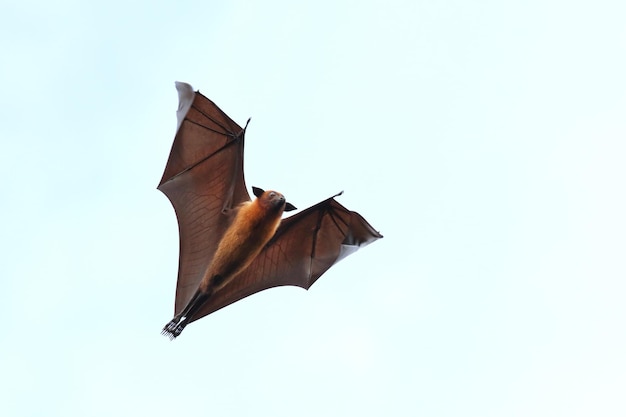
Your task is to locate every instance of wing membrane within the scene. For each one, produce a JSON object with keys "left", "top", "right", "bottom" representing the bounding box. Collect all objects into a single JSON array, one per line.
[
  {"left": 190, "top": 197, "right": 382, "bottom": 321},
  {"left": 158, "top": 83, "right": 250, "bottom": 315}
]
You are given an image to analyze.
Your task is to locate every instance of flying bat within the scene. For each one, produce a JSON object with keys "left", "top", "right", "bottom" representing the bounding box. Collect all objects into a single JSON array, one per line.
[{"left": 159, "top": 82, "right": 382, "bottom": 339}]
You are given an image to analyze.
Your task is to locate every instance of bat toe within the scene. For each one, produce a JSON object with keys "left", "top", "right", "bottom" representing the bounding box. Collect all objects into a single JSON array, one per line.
[{"left": 161, "top": 318, "right": 188, "bottom": 340}]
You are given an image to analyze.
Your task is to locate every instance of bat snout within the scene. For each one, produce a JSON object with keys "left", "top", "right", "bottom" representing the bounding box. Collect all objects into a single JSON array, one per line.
[{"left": 273, "top": 195, "right": 286, "bottom": 208}]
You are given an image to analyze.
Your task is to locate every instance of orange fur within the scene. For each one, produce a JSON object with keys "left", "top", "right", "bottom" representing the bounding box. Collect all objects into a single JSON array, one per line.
[{"left": 198, "top": 190, "right": 286, "bottom": 292}]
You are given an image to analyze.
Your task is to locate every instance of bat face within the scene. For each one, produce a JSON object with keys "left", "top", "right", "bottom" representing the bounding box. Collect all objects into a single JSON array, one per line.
[
  {"left": 261, "top": 190, "right": 286, "bottom": 209},
  {"left": 253, "top": 187, "right": 297, "bottom": 213}
]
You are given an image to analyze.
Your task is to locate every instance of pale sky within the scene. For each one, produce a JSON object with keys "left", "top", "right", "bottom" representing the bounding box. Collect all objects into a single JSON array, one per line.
[{"left": 1, "top": 1, "right": 625, "bottom": 416}]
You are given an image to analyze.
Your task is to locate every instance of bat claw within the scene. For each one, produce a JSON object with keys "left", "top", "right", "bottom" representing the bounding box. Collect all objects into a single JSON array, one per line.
[{"left": 161, "top": 318, "right": 187, "bottom": 340}]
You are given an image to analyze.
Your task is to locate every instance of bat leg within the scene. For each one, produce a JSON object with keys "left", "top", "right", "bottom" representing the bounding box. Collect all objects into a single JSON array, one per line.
[{"left": 161, "top": 289, "right": 212, "bottom": 339}]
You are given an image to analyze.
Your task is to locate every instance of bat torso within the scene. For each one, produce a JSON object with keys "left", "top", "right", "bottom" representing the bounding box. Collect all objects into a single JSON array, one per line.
[{"left": 198, "top": 191, "right": 286, "bottom": 292}]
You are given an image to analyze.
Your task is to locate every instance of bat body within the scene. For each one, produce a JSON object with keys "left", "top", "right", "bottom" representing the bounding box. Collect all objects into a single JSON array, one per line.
[
  {"left": 159, "top": 82, "right": 382, "bottom": 339},
  {"left": 162, "top": 188, "right": 295, "bottom": 338},
  {"left": 199, "top": 187, "right": 296, "bottom": 293}
]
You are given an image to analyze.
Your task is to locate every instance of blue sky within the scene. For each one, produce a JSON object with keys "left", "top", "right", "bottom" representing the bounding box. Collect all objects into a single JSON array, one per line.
[{"left": 1, "top": 1, "right": 625, "bottom": 416}]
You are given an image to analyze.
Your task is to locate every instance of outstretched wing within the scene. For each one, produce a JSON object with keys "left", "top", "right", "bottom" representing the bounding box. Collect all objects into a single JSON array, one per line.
[
  {"left": 190, "top": 195, "right": 383, "bottom": 322},
  {"left": 158, "top": 82, "right": 251, "bottom": 316}
]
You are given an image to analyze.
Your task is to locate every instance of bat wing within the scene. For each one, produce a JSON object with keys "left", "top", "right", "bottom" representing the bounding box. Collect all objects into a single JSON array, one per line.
[
  {"left": 158, "top": 82, "right": 251, "bottom": 316},
  {"left": 190, "top": 194, "right": 383, "bottom": 322}
]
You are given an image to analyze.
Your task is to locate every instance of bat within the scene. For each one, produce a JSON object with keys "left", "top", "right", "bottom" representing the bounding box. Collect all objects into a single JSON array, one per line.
[{"left": 159, "top": 82, "right": 382, "bottom": 339}]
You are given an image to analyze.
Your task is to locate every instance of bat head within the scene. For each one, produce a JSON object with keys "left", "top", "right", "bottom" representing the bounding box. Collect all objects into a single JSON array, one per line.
[{"left": 252, "top": 186, "right": 297, "bottom": 212}]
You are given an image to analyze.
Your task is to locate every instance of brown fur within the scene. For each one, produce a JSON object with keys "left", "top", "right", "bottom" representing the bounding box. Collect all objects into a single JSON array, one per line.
[{"left": 198, "top": 190, "right": 287, "bottom": 292}]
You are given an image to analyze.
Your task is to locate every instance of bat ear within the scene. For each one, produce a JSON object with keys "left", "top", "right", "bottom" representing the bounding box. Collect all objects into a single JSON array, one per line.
[
  {"left": 252, "top": 186, "right": 265, "bottom": 198},
  {"left": 284, "top": 202, "right": 297, "bottom": 212}
]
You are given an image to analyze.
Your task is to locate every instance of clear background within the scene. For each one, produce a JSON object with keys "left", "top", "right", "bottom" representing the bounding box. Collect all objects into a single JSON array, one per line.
[{"left": 1, "top": 1, "right": 625, "bottom": 416}]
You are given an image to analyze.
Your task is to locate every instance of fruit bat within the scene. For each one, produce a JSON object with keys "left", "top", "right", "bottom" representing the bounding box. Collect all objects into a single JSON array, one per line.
[{"left": 159, "top": 82, "right": 382, "bottom": 339}]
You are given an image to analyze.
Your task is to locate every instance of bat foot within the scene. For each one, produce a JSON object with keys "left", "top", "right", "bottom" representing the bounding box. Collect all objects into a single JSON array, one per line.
[{"left": 161, "top": 319, "right": 187, "bottom": 340}]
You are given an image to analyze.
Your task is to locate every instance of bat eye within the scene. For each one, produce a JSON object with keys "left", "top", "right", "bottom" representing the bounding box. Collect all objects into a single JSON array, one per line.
[{"left": 269, "top": 192, "right": 276, "bottom": 198}]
